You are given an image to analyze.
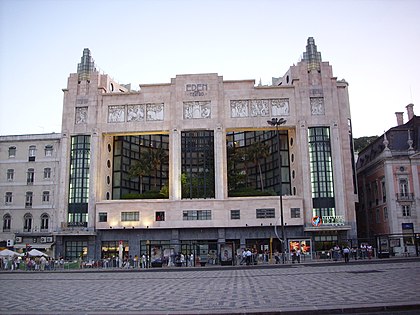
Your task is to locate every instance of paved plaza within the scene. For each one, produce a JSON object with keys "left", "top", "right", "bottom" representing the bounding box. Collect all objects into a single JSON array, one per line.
[{"left": 1, "top": 259, "right": 420, "bottom": 315}]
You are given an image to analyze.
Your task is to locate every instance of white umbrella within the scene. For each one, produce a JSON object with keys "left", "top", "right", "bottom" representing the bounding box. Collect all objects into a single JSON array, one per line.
[
  {"left": 28, "top": 249, "right": 48, "bottom": 257},
  {"left": 0, "top": 249, "right": 22, "bottom": 257}
]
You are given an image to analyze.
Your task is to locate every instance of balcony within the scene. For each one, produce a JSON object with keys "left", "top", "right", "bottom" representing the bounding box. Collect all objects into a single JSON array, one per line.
[{"left": 396, "top": 193, "right": 414, "bottom": 202}]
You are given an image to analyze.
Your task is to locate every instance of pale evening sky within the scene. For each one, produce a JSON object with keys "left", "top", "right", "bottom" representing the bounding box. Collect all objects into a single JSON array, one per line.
[{"left": 0, "top": 0, "right": 419, "bottom": 138}]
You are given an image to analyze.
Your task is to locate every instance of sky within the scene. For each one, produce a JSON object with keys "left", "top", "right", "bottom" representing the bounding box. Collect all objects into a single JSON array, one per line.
[{"left": 0, "top": 0, "right": 419, "bottom": 138}]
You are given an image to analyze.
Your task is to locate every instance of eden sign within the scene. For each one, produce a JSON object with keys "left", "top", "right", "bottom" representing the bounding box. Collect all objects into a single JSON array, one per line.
[{"left": 186, "top": 83, "right": 208, "bottom": 97}]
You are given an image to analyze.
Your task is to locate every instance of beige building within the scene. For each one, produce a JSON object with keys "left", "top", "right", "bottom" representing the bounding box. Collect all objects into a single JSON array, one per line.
[
  {"left": 0, "top": 133, "right": 60, "bottom": 256},
  {"left": 2, "top": 38, "right": 358, "bottom": 264}
]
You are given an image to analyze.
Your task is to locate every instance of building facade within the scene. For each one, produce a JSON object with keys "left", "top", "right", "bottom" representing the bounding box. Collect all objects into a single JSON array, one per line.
[
  {"left": 0, "top": 133, "right": 61, "bottom": 256},
  {"left": 356, "top": 105, "right": 419, "bottom": 257},
  {"left": 1, "top": 38, "right": 358, "bottom": 264}
]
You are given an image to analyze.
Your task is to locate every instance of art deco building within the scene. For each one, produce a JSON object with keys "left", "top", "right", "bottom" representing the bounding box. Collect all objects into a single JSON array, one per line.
[
  {"left": 2, "top": 38, "right": 358, "bottom": 263},
  {"left": 356, "top": 105, "right": 419, "bottom": 256}
]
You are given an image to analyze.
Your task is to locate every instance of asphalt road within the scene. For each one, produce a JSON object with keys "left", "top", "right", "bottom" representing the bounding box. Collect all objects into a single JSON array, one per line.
[{"left": 1, "top": 259, "right": 420, "bottom": 314}]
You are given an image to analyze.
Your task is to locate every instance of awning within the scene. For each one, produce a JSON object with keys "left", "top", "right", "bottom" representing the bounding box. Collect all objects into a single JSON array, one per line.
[{"left": 13, "top": 243, "right": 54, "bottom": 249}]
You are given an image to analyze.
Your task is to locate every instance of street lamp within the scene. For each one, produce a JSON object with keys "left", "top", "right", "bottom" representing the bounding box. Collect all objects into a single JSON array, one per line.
[{"left": 267, "top": 118, "right": 287, "bottom": 263}]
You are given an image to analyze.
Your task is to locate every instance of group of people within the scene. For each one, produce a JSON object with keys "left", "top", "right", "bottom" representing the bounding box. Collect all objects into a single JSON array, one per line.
[
  {"left": 332, "top": 243, "right": 374, "bottom": 262},
  {"left": 1, "top": 255, "right": 59, "bottom": 271}
]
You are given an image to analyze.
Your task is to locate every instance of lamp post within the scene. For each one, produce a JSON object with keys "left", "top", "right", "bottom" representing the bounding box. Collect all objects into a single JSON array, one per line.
[{"left": 267, "top": 118, "right": 287, "bottom": 263}]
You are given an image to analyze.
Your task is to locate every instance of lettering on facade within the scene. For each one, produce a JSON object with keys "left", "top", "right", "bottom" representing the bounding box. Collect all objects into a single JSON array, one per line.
[{"left": 185, "top": 83, "right": 208, "bottom": 97}]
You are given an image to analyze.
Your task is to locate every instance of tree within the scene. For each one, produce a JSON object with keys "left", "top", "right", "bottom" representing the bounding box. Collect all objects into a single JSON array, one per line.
[
  {"left": 246, "top": 141, "right": 270, "bottom": 191},
  {"left": 128, "top": 150, "right": 152, "bottom": 194},
  {"left": 148, "top": 146, "right": 168, "bottom": 189},
  {"left": 353, "top": 136, "right": 378, "bottom": 152}
]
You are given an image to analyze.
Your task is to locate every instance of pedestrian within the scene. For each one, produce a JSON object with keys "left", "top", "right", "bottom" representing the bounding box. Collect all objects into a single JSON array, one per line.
[
  {"left": 333, "top": 244, "right": 341, "bottom": 261},
  {"left": 360, "top": 244, "right": 367, "bottom": 259},
  {"left": 367, "top": 244, "right": 373, "bottom": 259},
  {"left": 245, "top": 248, "right": 252, "bottom": 265},
  {"left": 343, "top": 246, "right": 350, "bottom": 263}
]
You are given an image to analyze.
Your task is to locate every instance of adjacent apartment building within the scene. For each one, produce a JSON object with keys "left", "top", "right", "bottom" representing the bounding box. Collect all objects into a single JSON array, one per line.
[
  {"left": 1, "top": 38, "right": 358, "bottom": 263},
  {"left": 356, "top": 105, "right": 419, "bottom": 257}
]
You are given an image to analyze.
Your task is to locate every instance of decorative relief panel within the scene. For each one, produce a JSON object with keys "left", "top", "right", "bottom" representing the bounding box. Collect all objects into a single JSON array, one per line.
[
  {"left": 146, "top": 103, "right": 164, "bottom": 121},
  {"left": 250, "top": 100, "right": 269, "bottom": 117},
  {"left": 127, "top": 105, "right": 145, "bottom": 122},
  {"left": 75, "top": 107, "right": 88, "bottom": 124},
  {"left": 310, "top": 97, "right": 325, "bottom": 115},
  {"left": 231, "top": 100, "right": 249, "bottom": 118},
  {"left": 271, "top": 99, "right": 289, "bottom": 116},
  {"left": 108, "top": 105, "right": 125, "bottom": 123},
  {"left": 183, "top": 101, "right": 211, "bottom": 119},
  {"left": 231, "top": 99, "right": 289, "bottom": 118},
  {"left": 108, "top": 103, "right": 164, "bottom": 123}
]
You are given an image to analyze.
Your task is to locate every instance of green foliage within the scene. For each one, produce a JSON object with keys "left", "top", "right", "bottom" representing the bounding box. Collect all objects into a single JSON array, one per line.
[
  {"left": 353, "top": 136, "right": 378, "bottom": 152},
  {"left": 228, "top": 187, "right": 277, "bottom": 197},
  {"left": 121, "top": 190, "right": 168, "bottom": 199}
]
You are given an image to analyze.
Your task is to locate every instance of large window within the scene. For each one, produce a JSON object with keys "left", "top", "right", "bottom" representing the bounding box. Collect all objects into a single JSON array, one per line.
[
  {"left": 112, "top": 135, "right": 169, "bottom": 199},
  {"left": 68, "top": 135, "right": 90, "bottom": 226},
  {"left": 42, "top": 191, "right": 50, "bottom": 203},
  {"left": 65, "top": 241, "right": 87, "bottom": 260},
  {"left": 308, "top": 127, "right": 335, "bottom": 218},
  {"left": 226, "top": 130, "right": 290, "bottom": 196},
  {"left": 45, "top": 145, "right": 53, "bottom": 157},
  {"left": 101, "top": 241, "right": 129, "bottom": 259},
  {"left": 181, "top": 131, "right": 215, "bottom": 199},
  {"left": 402, "top": 205, "right": 411, "bottom": 217}
]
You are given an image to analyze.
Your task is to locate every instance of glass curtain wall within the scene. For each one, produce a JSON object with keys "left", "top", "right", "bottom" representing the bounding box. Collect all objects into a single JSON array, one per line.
[
  {"left": 68, "top": 135, "right": 90, "bottom": 226},
  {"left": 308, "top": 127, "right": 335, "bottom": 217},
  {"left": 226, "top": 130, "right": 290, "bottom": 196}
]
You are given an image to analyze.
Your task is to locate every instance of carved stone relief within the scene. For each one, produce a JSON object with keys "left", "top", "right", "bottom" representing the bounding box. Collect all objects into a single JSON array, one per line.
[
  {"left": 231, "top": 99, "right": 289, "bottom": 118},
  {"left": 108, "top": 105, "right": 125, "bottom": 123},
  {"left": 230, "top": 100, "right": 249, "bottom": 118},
  {"left": 183, "top": 101, "right": 211, "bottom": 119},
  {"left": 271, "top": 99, "right": 289, "bottom": 116},
  {"left": 310, "top": 97, "right": 325, "bottom": 115},
  {"left": 146, "top": 103, "right": 164, "bottom": 121},
  {"left": 75, "top": 107, "right": 88, "bottom": 124},
  {"left": 127, "top": 105, "right": 145, "bottom": 122},
  {"left": 250, "top": 100, "right": 269, "bottom": 117}
]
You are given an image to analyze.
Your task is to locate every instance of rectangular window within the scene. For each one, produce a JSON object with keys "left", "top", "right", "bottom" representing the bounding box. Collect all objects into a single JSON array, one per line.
[
  {"left": 291, "top": 208, "right": 300, "bottom": 218},
  {"left": 384, "top": 207, "right": 388, "bottom": 221},
  {"left": 45, "top": 145, "right": 53, "bottom": 157},
  {"left": 28, "top": 145, "right": 36, "bottom": 161},
  {"left": 8, "top": 146, "right": 16, "bottom": 158},
  {"left": 155, "top": 211, "right": 165, "bottom": 221},
  {"left": 65, "top": 241, "right": 88, "bottom": 261},
  {"left": 381, "top": 179, "right": 386, "bottom": 202},
  {"left": 42, "top": 191, "right": 50, "bottom": 202},
  {"left": 44, "top": 168, "right": 51, "bottom": 179},
  {"left": 183, "top": 210, "right": 212, "bottom": 220},
  {"left": 27, "top": 168, "right": 34, "bottom": 185},
  {"left": 5, "top": 192, "right": 12, "bottom": 204},
  {"left": 25, "top": 192, "right": 33, "bottom": 208},
  {"left": 181, "top": 131, "right": 215, "bottom": 199},
  {"left": 121, "top": 211, "right": 139, "bottom": 221},
  {"left": 402, "top": 205, "right": 411, "bottom": 217},
  {"left": 256, "top": 208, "right": 275, "bottom": 219},
  {"left": 7, "top": 169, "right": 14, "bottom": 181},
  {"left": 98, "top": 212, "right": 108, "bottom": 222},
  {"left": 230, "top": 210, "right": 240, "bottom": 220}
]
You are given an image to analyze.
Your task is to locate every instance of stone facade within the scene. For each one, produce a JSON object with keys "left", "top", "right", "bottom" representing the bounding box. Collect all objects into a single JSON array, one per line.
[{"left": 1, "top": 38, "right": 358, "bottom": 262}]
